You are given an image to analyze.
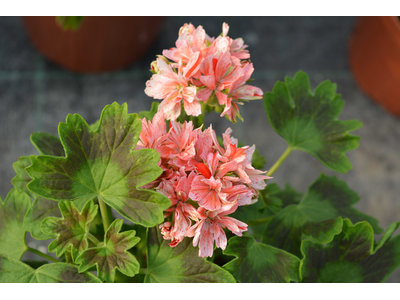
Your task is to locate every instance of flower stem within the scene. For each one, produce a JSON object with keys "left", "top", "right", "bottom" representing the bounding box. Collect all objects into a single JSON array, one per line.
[
  {"left": 98, "top": 198, "right": 111, "bottom": 232},
  {"left": 267, "top": 147, "right": 293, "bottom": 177},
  {"left": 139, "top": 268, "right": 147, "bottom": 275},
  {"left": 27, "top": 247, "right": 59, "bottom": 263},
  {"left": 88, "top": 232, "right": 102, "bottom": 246}
]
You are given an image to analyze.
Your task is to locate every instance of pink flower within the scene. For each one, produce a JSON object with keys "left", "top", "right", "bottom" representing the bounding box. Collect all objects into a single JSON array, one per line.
[
  {"left": 196, "top": 51, "right": 242, "bottom": 105},
  {"left": 158, "top": 171, "right": 199, "bottom": 247},
  {"left": 163, "top": 24, "right": 207, "bottom": 64},
  {"left": 165, "top": 120, "right": 200, "bottom": 170},
  {"left": 220, "top": 23, "right": 250, "bottom": 65},
  {"left": 221, "top": 63, "right": 264, "bottom": 122},
  {"left": 145, "top": 54, "right": 203, "bottom": 120},
  {"left": 236, "top": 145, "right": 271, "bottom": 190},
  {"left": 191, "top": 203, "right": 248, "bottom": 257},
  {"left": 135, "top": 110, "right": 172, "bottom": 159}
]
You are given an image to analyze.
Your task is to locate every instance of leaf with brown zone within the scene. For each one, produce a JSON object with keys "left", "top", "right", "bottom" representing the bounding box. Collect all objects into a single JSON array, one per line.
[
  {"left": 75, "top": 219, "right": 140, "bottom": 283},
  {"left": 26, "top": 102, "right": 170, "bottom": 226},
  {"left": 41, "top": 200, "right": 98, "bottom": 261},
  {"left": 30, "top": 132, "right": 65, "bottom": 156},
  {"left": 24, "top": 197, "right": 61, "bottom": 240}
]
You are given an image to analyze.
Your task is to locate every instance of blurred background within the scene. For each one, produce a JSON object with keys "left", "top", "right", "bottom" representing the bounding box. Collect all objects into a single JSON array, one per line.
[{"left": 1, "top": 16, "right": 399, "bottom": 281}]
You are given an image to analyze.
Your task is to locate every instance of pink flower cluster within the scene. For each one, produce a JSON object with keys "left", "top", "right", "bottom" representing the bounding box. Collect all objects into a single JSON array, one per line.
[
  {"left": 145, "top": 23, "right": 263, "bottom": 123},
  {"left": 136, "top": 111, "right": 271, "bottom": 257}
]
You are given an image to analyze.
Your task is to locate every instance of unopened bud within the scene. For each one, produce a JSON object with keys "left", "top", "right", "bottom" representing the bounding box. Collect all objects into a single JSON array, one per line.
[{"left": 150, "top": 60, "right": 159, "bottom": 74}]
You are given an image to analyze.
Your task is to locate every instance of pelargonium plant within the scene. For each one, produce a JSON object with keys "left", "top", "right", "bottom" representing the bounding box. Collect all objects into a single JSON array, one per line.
[{"left": 1, "top": 22, "right": 400, "bottom": 283}]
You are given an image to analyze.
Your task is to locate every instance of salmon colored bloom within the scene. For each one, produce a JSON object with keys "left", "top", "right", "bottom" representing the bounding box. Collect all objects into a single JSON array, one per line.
[
  {"left": 145, "top": 54, "right": 203, "bottom": 120},
  {"left": 191, "top": 203, "right": 248, "bottom": 257},
  {"left": 145, "top": 22, "right": 263, "bottom": 124}
]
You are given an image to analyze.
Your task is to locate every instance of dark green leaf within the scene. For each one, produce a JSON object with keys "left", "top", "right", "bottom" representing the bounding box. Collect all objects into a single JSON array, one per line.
[
  {"left": 273, "top": 183, "right": 302, "bottom": 207},
  {"left": 223, "top": 236, "right": 300, "bottom": 282},
  {"left": 145, "top": 227, "right": 235, "bottom": 283},
  {"left": 31, "top": 132, "right": 65, "bottom": 156},
  {"left": 264, "top": 71, "right": 362, "bottom": 173},
  {"left": 0, "top": 188, "right": 30, "bottom": 259},
  {"left": 302, "top": 217, "right": 343, "bottom": 244},
  {"left": 138, "top": 101, "right": 159, "bottom": 120},
  {"left": 0, "top": 254, "right": 101, "bottom": 283},
  {"left": 300, "top": 219, "right": 400, "bottom": 283},
  {"left": 231, "top": 184, "right": 281, "bottom": 240},
  {"left": 26, "top": 102, "right": 170, "bottom": 226},
  {"left": 262, "top": 174, "right": 382, "bottom": 257},
  {"left": 24, "top": 197, "right": 61, "bottom": 240},
  {"left": 76, "top": 219, "right": 140, "bottom": 283},
  {"left": 41, "top": 200, "right": 98, "bottom": 261}
]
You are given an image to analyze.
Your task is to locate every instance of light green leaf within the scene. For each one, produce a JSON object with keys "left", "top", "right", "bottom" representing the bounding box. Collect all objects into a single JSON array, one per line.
[
  {"left": 26, "top": 102, "right": 170, "bottom": 226},
  {"left": 300, "top": 219, "right": 400, "bottom": 283},
  {"left": 0, "top": 254, "right": 101, "bottom": 283},
  {"left": 139, "top": 101, "right": 159, "bottom": 120},
  {"left": 76, "top": 219, "right": 140, "bottom": 283},
  {"left": 41, "top": 200, "right": 98, "bottom": 261},
  {"left": 145, "top": 227, "right": 235, "bottom": 283},
  {"left": 0, "top": 188, "right": 30, "bottom": 259},
  {"left": 223, "top": 236, "right": 300, "bottom": 283},
  {"left": 11, "top": 156, "right": 35, "bottom": 198},
  {"left": 264, "top": 71, "right": 362, "bottom": 173},
  {"left": 262, "top": 174, "right": 382, "bottom": 257},
  {"left": 24, "top": 197, "right": 61, "bottom": 240}
]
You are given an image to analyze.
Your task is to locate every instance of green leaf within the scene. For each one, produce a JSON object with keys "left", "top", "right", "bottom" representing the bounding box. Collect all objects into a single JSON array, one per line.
[
  {"left": 76, "top": 219, "right": 140, "bottom": 283},
  {"left": 31, "top": 132, "right": 65, "bottom": 156},
  {"left": 138, "top": 101, "right": 159, "bottom": 120},
  {"left": 145, "top": 227, "right": 235, "bottom": 283},
  {"left": 262, "top": 174, "right": 382, "bottom": 257},
  {"left": 26, "top": 102, "right": 170, "bottom": 226},
  {"left": 0, "top": 188, "right": 30, "bottom": 259},
  {"left": 264, "top": 71, "right": 362, "bottom": 173},
  {"left": 223, "top": 236, "right": 300, "bottom": 282},
  {"left": 0, "top": 254, "right": 101, "bottom": 283},
  {"left": 302, "top": 217, "right": 343, "bottom": 244},
  {"left": 41, "top": 200, "right": 98, "bottom": 261},
  {"left": 24, "top": 197, "right": 61, "bottom": 240},
  {"left": 274, "top": 183, "right": 303, "bottom": 208},
  {"left": 11, "top": 156, "right": 35, "bottom": 197},
  {"left": 300, "top": 219, "right": 400, "bottom": 283}
]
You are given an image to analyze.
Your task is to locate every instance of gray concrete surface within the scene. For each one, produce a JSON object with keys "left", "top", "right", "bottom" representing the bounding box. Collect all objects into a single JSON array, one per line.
[{"left": 1, "top": 16, "right": 399, "bottom": 282}]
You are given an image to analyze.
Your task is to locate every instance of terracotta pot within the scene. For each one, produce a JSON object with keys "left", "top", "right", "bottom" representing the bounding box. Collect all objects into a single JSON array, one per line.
[
  {"left": 349, "top": 16, "right": 400, "bottom": 116},
  {"left": 22, "top": 16, "right": 165, "bottom": 73}
]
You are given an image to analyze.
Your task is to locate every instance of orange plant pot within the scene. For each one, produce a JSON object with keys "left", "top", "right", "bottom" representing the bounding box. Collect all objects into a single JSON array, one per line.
[
  {"left": 22, "top": 16, "right": 165, "bottom": 73},
  {"left": 349, "top": 16, "right": 400, "bottom": 116}
]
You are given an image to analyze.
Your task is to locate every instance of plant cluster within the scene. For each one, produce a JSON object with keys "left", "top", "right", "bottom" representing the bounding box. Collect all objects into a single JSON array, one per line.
[{"left": 1, "top": 22, "right": 400, "bottom": 283}]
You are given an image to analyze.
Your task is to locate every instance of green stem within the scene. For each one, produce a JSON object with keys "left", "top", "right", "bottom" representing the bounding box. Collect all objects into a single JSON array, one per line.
[
  {"left": 139, "top": 268, "right": 147, "bottom": 275},
  {"left": 267, "top": 147, "right": 293, "bottom": 177},
  {"left": 27, "top": 247, "right": 59, "bottom": 263},
  {"left": 87, "top": 232, "right": 102, "bottom": 246},
  {"left": 98, "top": 198, "right": 111, "bottom": 232}
]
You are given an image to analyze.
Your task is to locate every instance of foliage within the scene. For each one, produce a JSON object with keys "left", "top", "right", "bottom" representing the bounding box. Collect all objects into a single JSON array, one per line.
[{"left": 1, "top": 22, "right": 399, "bottom": 283}]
